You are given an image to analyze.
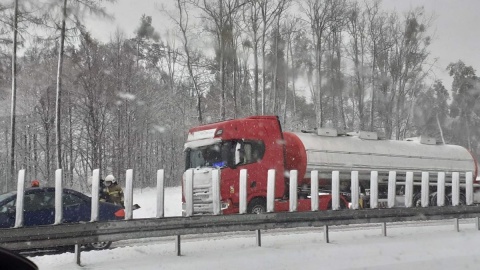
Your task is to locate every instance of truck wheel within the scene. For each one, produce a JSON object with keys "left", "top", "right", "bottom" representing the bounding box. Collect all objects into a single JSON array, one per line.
[
  {"left": 248, "top": 198, "right": 266, "bottom": 214},
  {"left": 429, "top": 193, "right": 451, "bottom": 206},
  {"left": 412, "top": 193, "right": 422, "bottom": 207}
]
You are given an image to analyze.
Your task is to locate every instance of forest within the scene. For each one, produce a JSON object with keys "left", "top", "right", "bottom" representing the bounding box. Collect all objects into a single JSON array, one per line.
[{"left": 0, "top": 0, "right": 479, "bottom": 192}]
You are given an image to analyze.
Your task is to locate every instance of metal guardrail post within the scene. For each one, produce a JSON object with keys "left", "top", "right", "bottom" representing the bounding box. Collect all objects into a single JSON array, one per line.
[
  {"left": 75, "top": 244, "right": 81, "bottom": 265},
  {"left": 90, "top": 169, "right": 100, "bottom": 222},
  {"left": 437, "top": 172, "right": 446, "bottom": 206},
  {"left": 421, "top": 172, "right": 429, "bottom": 207},
  {"left": 212, "top": 169, "right": 221, "bottom": 215},
  {"left": 351, "top": 171, "right": 359, "bottom": 210},
  {"left": 156, "top": 169, "right": 165, "bottom": 218},
  {"left": 54, "top": 169, "right": 63, "bottom": 225},
  {"left": 454, "top": 218, "right": 459, "bottom": 232},
  {"left": 405, "top": 172, "right": 413, "bottom": 208},
  {"left": 267, "top": 169, "right": 276, "bottom": 213},
  {"left": 14, "top": 169, "right": 25, "bottom": 228},
  {"left": 452, "top": 172, "right": 460, "bottom": 206},
  {"left": 175, "top": 235, "right": 181, "bottom": 256},
  {"left": 311, "top": 170, "right": 319, "bottom": 211},
  {"left": 324, "top": 225, "right": 329, "bottom": 243},
  {"left": 289, "top": 170, "right": 298, "bottom": 212},
  {"left": 388, "top": 171, "right": 396, "bottom": 208},
  {"left": 125, "top": 169, "right": 133, "bottom": 220},
  {"left": 239, "top": 169, "right": 247, "bottom": 214},
  {"left": 256, "top": 230, "right": 261, "bottom": 247},
  {"left": 382, "top": 223, "right": 387, "bottom": 236},
  {"left": 331, "top": 171, "right": 340, "bottom": 210},
  {"left": 370, "top": 171, "right": 378, "bottom": 209}
]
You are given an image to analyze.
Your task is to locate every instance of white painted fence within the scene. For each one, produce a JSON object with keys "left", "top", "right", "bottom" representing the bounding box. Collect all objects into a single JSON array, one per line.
[{"left": 9, "top": 168, "right": 478, "bottom": 228}]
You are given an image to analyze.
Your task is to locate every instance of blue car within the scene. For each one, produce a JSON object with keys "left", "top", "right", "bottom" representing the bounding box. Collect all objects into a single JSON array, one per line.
[{"left": 0, "top": 187, "right": 125, "bottom": 250}]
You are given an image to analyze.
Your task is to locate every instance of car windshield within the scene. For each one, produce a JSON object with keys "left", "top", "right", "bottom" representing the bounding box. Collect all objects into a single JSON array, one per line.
[
  {"left": 0, "top": 192, "right": 15, "bottom": 203},
  {"left": 185, "top": 141, "right": 235, "bottom": 170}
]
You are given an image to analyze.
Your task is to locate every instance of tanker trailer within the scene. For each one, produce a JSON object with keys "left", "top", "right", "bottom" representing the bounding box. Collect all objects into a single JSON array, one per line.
[{"left": 283, "top": 129, "right": 478, "bottom": 207}]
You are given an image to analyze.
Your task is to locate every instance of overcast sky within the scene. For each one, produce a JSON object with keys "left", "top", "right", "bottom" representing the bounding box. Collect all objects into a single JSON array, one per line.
[{"left": 86, "top": 0, "right": 480, "bottom": 90}]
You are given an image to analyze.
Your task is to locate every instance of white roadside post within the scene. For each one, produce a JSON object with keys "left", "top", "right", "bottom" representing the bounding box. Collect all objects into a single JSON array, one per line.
[
  {"left": 383, "top": 171, "right": 396, "bottom": 237},
  {"left": 437, "top": 172, "right": 446, "bottom": 206},
  {"left": 452, "top": 172, "right": 460, "bottom": 232},
  {"left": 90, "top": 169, "right": 100, "bottom": 222},
  {"left": 266, "top": 169, "right": 276, "bottom": 213},
  {"left": 289, "top": 170, "right": 298, "bottom": 212},
  {"left": 405, "top": 172, "right": 414, "bottom": 208},
  {"left": 239, "top": 169, "right": 248, "bottom": 214},
  {"left": 54, "top": 169, "right": 63, "bottom": 225},
  {"left": 156, "top": 169, "right": 165, "bottom": 218},
  {"left": 421, "top": 172, "right": 429, "bottom": 207},
  {"left": 262, "top": 169, "right": 276, "bottom": 248},
  {"left": 14, "top": 169, "right": 26, "bottom": 228},
  {"left": 388, "top": 171, "right": 396, "bottom": 208},
  {"left": 331, "top": 171, "right": 340, "bottom": 210},
  {"left": 452, "top": 172, "right": 460, "bottom": 206},
  {"left": 327, "top": 170, "right": 340, "bottom": 243},
  {"left": 212, "top": 169, "right": 221, "bottom": 215},
  {"left": 185, "top": 169, "right": 194, "bottom": 217},
  {"left": 351, "top": 171, "right": 359, "bottom": 210},
  {"left": 370, "top": 171, "right": 378, "bottom": 209},
  {"left": 311, "top": 170, "right": 319, "bottom": 211},
  {"left": 466, "top": 171, "right": 473, "bottom": 206},
  {"left": 125, "top": 169, "right": 133, "bottom": 220}
]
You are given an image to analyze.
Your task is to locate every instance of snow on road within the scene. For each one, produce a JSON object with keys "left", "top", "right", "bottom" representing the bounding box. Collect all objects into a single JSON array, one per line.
[{"left": 28, "top": 187, "right": 480, "bottom": 270}]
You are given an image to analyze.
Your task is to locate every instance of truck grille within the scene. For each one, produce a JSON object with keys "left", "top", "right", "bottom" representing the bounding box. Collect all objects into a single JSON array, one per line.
[{"left": 192, "top": 187, "right": 214, "bottom": 214}]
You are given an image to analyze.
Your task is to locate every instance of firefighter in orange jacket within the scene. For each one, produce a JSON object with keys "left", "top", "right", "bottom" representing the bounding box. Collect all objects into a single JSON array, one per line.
[{"left": 104, "top": 174, "right": 125, "bottom": 208}]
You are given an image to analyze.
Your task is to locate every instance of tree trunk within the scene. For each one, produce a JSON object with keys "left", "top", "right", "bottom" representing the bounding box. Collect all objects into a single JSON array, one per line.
[{"left": 9, "top": 0, "right": 19, "bottom": 191}]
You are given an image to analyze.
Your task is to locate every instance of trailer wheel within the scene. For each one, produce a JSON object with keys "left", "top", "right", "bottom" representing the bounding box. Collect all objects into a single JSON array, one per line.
[
  {"left": 412, "top": 193, "right": 422, "bottom": 207},
  {"left": 429, "top": 193, "right": 451, "bottom": 206},
  {"left": 248, "top": 198, "right": 266, "bottom": 214},
  {"left": 447, "top": 193, "right": 467, "bottom": 206}
]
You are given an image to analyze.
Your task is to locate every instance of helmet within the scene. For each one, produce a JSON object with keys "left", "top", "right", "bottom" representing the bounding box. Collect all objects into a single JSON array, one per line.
[
  {"left": 105, "top": 174, "right": 116, "bottom": 184},
  {"left": 31, "top": 180, "right": 40, "bottom": 187}
]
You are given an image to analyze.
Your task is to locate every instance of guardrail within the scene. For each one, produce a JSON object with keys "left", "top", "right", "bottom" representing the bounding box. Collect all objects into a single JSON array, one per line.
[
  {"left": 2, "top": 206, "right": 480, "bottom": 250},
  {"left": 1, "top": 168, "right": 479, "bottom": 266}
]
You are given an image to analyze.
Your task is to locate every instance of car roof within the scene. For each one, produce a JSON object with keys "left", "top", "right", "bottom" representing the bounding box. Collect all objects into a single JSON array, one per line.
[{"left": 1, "top": 187, "right": 83, "bottom": 196}]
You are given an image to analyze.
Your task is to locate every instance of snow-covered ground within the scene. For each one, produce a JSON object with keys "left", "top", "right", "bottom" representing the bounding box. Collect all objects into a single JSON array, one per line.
[{"left": 28, "top": 187, "right": 480, "bottom": 270}]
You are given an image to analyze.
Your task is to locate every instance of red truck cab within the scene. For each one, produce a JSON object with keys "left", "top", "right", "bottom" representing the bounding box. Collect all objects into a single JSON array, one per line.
[{"left": 183, "top": 116, "right": 338, "bottom": 215}]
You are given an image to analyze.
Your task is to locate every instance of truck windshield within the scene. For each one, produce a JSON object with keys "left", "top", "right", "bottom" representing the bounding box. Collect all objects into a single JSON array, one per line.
[{"left": 185, "top": 141, "right": 234, "bottom": 170}]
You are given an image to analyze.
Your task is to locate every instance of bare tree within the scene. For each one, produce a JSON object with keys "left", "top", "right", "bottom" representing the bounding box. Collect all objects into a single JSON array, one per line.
[
  {"left": 346, "top": 1, "right": 367, "bottom": 130},
  {"left": 9, "top": 0, "right": 19, "bottom": 191},
  {"left": 365, "top": 0, "right": 382, "bottom": 131},
  {"left": 300, "top": 0, "right": 345, "bottom": 128},
  {"left": 171, "top": 0, "right": 203, "bottom": 124},
  {"left": 243, "top": 1, "right": 261, "bottom": 114}
]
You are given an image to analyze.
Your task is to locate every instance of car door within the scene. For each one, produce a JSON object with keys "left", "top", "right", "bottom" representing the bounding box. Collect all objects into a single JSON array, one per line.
[
  {"left": 23, "top": 191, "right": 55, "bottom": 226},
  {"left": 62, "top": 191, "right": 90, "bottom": 223}
]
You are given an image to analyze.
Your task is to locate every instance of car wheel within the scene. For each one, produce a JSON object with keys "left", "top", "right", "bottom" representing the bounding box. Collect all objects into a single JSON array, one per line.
[{"left": 86, "top": 241, "right": 112, "bottom": 250}]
